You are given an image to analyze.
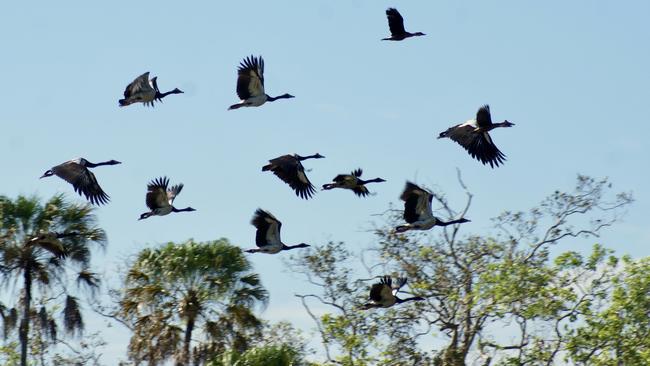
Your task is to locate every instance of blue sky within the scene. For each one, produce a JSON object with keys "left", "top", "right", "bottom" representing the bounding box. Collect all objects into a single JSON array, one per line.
[{"left": 1, "top": 1, "right": 649, "bottom": 363}]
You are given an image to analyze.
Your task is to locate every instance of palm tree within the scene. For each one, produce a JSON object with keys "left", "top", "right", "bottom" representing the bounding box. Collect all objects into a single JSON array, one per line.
[
  {"left": 0, "top": 194, "right": 106, "bottom": 366},
  {"left": 119, "top": 239, "right": 269, "bottom": 366}
]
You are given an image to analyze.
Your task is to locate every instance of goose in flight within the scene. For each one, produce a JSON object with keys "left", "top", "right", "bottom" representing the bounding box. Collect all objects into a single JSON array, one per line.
[
  {"left": 361, "top": 276, "right": 424, "bottom": 309},
  {"left": 40, "top": 158, "right": 121, "bottom": 205},
  {"left": 262, "top": 153, "right": 324, "bottom": 199},
  {"left": 395, "top": 182, "right": 469, "bottom": 233},
  {"left": 245, "top": 209, "right": 310, "bottom": 254},
  {"left": 322, "top": 168, "right": 385, "bottom": 197},
  {"left": 382, "top": 8, "right": 425, "bottom": 41},
  {"left": 438, "top": 105, "right": 514, "bottom": 168},
  {"left": 118, "top": 72, "right": 183, "bottom": 107},
  {"left": 138, "top": 177, "right": 195, "bottom": 220},
  {"left": 228, "top": 55, "right": 294, "bottom": 110}
]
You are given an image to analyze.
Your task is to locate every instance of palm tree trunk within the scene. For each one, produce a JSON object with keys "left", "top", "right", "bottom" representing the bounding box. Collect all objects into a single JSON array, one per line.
[
  {"left": 20, "top": 265, "right": 32, "bottom": 366},
  {"left": 178, "top": 317, "right": 195, "bottom": 366}
]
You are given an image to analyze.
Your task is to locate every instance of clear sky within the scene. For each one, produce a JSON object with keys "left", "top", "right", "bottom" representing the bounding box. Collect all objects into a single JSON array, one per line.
[{"left": 1, "top": 1, "right": 649, "bottom": 364}]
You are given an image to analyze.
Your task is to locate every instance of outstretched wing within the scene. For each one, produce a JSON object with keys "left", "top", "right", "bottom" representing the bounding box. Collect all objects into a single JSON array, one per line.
[
  {"left": 145, "top": 177, "right": 170, "bottom": 210},
  {"left": 167, "top": 183, "right": 184, "bottom": 205},
  {"left": 475, "top": 105, "right": 493, "bottom": 128},
  {"left": 400, "top": 182, "right": 433, "bottom": 223},
  {"left": 444, "top": 124, "right": 506, "bottom": 168},
  {"left": 53, "top": 162, "right": 110, "bottom": 205},
  {"left": 251, "top": 209, "right": 282, "bottom": 247},
  {"left": 267, "top": 156, "right": 316, "bottom": 200},
  {"left": 386, "top": 8, "right": 406, "bottom": 36},
  {"left": 236, "top": 55, "right": 265, "bottom": 100},
  {"left": 124, "top": 72, "right": 152, "bottom": 98}
]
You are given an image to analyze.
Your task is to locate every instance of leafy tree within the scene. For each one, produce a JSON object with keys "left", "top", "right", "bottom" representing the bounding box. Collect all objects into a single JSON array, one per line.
[
  {"left": 565, "top": 256, "right": 650, "bottom": 365},
  {"left": 0, "top": 194, "right": 106, "bottom": 366},
  {"left": 118, "top": 239, "right": 269, "bottom": 366},
  {"left": 291, "top": 175, "right": 634, "bottom": 365}
]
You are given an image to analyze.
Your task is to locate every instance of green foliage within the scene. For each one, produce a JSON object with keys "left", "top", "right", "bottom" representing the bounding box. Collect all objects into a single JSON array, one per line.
[
  {"left": 0, "top": 194, "right": 106, "bottom": 366},
  {"left": 565, "top": 257, "right": 650, "bottom": 365},
  {"left": 211, "top": 344, "right": 303, "bottom": 366},
  {"left": 118, "top": 238, "right": 268, "bottom": 365},
  {"left": 291, "top": 175, "right": 636, "bottom": 366}
]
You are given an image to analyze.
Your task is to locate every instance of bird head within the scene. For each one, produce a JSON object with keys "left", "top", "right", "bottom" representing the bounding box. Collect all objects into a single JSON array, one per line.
[
  {"left": 107, "top": 160, "right": 122, "bottom": 165},
  {"left": 375, "top": 178, "right": 387, "bottom": 183},
  {"left": 296, "top": 243, "right": 310, "bottom": 248},
  {"left": 312, "top": 153, "right": 325, "bottom": 159},
  {"left": 414, "top": 32, "right": 426, "bottom": 36},
  {"left": 501, "top": 120, "right": 515, "bottom": 127},
  {"left": 170, "top": 88, "right": 184, "bottom": 94},
  {"left": 280, "top": 93, "right": 295, "bottom": 99},
  {"left": 39, "top": 170, "right": 54, "bottom": 179}
]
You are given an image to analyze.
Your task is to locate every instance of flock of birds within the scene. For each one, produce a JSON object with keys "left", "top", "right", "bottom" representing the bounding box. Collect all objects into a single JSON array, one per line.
[{"left": 38, "top": 8, "right": 514, "bottom": 310}]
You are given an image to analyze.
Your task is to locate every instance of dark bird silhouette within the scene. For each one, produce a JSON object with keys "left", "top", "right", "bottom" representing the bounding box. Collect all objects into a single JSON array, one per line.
[
  {"left": 228, "top": 55, "right": 294, "bottom": 110},
  {"left": 139, "top": 177, "right": 195, "bottom": 220},
  {"left": 382, "top": 8, "right": 425, "bottom": 41},
  {"left": 322, "top": 169, "right": 385, "bottom": 197},
  {"left": 395, "top": 182, "right": 470, "bottom": 233},
  {"left": 262, "top": 153, "right": 325, "bottom": 199},
  {"left": 438, "top": 105, "right": 514, "bottom": 168},
  {"left": 118, "top": 72, "right": 183, "bottom": 107},
  {"left": 361, "top": 276, "right": 424, "bottom": 309},
  {"left": 245, "top": 209, "right": 310, "bottom": 254},
  {"left": 40, "top": 158, "right": 121, "bottom": 205}
]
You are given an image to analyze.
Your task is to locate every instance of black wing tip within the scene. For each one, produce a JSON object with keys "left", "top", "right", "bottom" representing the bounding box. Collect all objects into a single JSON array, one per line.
[{"left": 148, "top": 176, "right": 170, "bottom": 189}]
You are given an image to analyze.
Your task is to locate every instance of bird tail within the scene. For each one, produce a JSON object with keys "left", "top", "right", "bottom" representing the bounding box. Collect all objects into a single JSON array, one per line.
[
  {"left": 228, "top": 103, "right": 243, "bottom": 110},
  {"left": 262, "top": 164, "right": 273, "bottom": 171},
  {"left": 322, "top": 183, "right": 336, "bottom": 190},
  {"left": 245, "top": 248, "right": 261, "bottom": 253},
  {"left": 118, "top": 99, "right": 130, "bottom": 107},
  {"left": 437, "top": 131, "right": 448, "bottom": 139}
]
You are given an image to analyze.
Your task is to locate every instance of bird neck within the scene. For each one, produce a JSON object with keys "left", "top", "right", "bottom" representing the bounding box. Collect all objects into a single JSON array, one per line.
[
  {"left": 266, "top": 93, "right": 292, "bottom": 102},
  {"left": 361, "top": 178, "right": 385, "bottom": 184},
  {"left": 156, "top": 89, "right": 183, "bottom": 99},
  {"left": 296, "top": 154, "right": 320, "bottom": 161},
  {"left": 437, "top": 218, "right": 469, "bottom": 226},
  {"left": 395, "top": 296, "right": 424, "bottom": 304},
  {"left": 85, "top": 160, "right": 115, "bottom": 168},
  {"left": 172, "top": 206, "right": 194, "bottom": 213},
  {"left": 282, "top": 243, "right": 307, "bottom": 251}
]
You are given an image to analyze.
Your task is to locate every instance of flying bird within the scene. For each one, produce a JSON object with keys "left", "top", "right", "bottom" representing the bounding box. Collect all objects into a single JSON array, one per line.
[
  {"left": 322, "top": 169, "right": 385, "bottom": 197},
  {"left": 361, "top": 276, "right": 424, "bottom": 309},
  {"left": 118, "top": 72, "right": 183, "bottom": 107},
  {"left": 438, "top": 105, "right": 514, "bottom": 168},
  {"left": 382, "top": 8, "right": 425, "bottom": 41},
  {"left": 228, "top": 55, "right": 294, "bottom": 110},
  {"left": 395, "top": 182, "right": 470, "bottom": 233},
  {"left": 245, "top": 209, "right": 310, "bottom": 254},
  {"left": 262, "top": 153, "right": 324, "bottom": 199},
  {"left": 138, "top": 177, "right": 195, "bottom": 220},
  {"left": 40, "top": 158, "right": 121, "bottom": 205}
]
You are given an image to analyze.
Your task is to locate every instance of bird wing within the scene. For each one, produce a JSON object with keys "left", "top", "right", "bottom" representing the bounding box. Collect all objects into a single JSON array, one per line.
[
  {"left": 268, "top": 156, "right": 316, "bottom": 199},
  {"left": 400, "top": 182, "right": 433, "bottom": 223},
  {"left": 386, "top": 8, "right": 406, "bottom": 36},
  {"left": 236, "top": 55, "right": 265, "bottom": 100},
  {"left": 52, "top": 162, "right": 110, "bottom": 205},
  {"left": 123, "top": 72, "right": 152, "bottom": 98},
  {"left": 445, "top": 124, "right": 506, "bottom": 168},
  {"left": 145, "top": 177, "right": 170, "bottom": 210},
  {"left": 351, "top": 168, "right": 363, "bottom": 177},
  {"left": 369, "top": 283, "right": 392, "bottom": 302},
  {"left": 475, "top": 105, "right": 493, "bottom": 128},
  {"left": 167, "top": 183, "right": 184, "bottom": 205},
  {"left": 251, "top": 209, "right": 282, "bottom": 247},
  {"left": 392, "top": 277, "right": 408, "bottom": 296},
  {"left": 352, "top": 185, "right": 370, "bottom": 197}
]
